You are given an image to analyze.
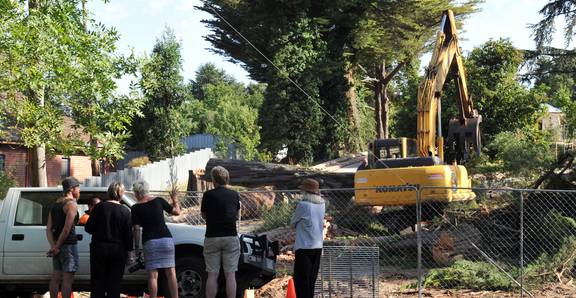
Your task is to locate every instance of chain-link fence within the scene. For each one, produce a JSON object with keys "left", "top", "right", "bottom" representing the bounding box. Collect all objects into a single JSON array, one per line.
[{"left": 155, "top": 186, "right": 576, "bottom": 297}]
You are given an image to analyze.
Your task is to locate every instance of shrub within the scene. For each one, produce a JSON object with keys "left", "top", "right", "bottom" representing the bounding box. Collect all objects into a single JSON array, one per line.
[
  {"left": 488, "top": 128, "right": 554, "bottom": 180},
  {"left": 127, "top": 156, "right": 151, "bottom": 168},
  {"left": 257, "top": 200, "right": 296, "bottom": 232},
  {"left": 0, "top": 171, "right": 15, "bottom": 199},
  {"left": 423, "top": 260, "right": 515, "bottom": 291}
]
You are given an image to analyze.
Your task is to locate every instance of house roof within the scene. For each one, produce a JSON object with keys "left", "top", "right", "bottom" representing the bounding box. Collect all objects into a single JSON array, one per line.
[{"left": 1, "top": 115, "right": 90, "bottom": 145}]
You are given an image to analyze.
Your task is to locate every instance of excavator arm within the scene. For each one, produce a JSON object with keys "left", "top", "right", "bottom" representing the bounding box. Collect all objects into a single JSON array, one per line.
[{"left": 417, "top": 10, "right": 481, "bottom": 163}]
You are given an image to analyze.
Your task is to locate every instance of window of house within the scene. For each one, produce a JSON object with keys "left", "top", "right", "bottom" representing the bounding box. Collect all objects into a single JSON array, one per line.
[
  {"left": 61, "top": 157, "right": 70, "bottom": 178},
  {"left": 0, "top": 154, "right": 5, "bottom": 172}
]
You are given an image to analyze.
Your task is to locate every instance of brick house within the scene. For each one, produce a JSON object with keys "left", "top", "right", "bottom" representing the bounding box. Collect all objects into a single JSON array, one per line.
[{"left": 0, "top": 118, "right": 92, "bottom": 187}]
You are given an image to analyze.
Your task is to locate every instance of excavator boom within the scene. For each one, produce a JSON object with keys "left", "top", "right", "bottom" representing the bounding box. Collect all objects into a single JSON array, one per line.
[
  {"left": 417, "top": 10, "right": 481, "bottom": 161},
  {"left": 355, "top": 10, "right": 481, "bottom": 207}
]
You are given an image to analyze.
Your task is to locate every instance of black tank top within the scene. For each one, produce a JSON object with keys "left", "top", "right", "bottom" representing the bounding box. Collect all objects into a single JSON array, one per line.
[{"left": 51, "top": 199, "right": 79, "bottom": 245}]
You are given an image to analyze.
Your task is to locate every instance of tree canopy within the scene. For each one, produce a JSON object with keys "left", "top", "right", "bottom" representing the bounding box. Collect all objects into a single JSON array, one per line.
[
  {"left": 129, "top": 28, "right": 191, "bottom": 160},
  {"left": 0, "top": 0, "right": 140, "bottom": 183},
  {"left": 199, "top": 0, "right": 480, "bottom": 164}
]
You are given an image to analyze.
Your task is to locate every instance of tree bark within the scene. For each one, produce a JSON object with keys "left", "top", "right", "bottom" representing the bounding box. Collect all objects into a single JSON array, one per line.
[
  {"left": 374, "top": 62, "right": 385, "bottom": 139},
  {"left": 204, "top": 158, "right": 354, "bottom": 189},
  {"left": 374, "top": 60, "right": 407, "bottom": 140},
  {"left": 344, "top": 63, "right": 362, "bottom": 151},
  {"left": 90, "top": 138, "right": 101, "bottom": 176},
  {"left": 30, "top": 145, "right": 47, "bottom": 187}
]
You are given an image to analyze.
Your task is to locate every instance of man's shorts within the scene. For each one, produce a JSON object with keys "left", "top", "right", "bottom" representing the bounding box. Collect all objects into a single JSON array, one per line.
[
  {"left": 52, "top": 244, "right": 79, "bottom": 273},
  {"left": 203, "top": 236, "right": 240, "bottom": 273}
]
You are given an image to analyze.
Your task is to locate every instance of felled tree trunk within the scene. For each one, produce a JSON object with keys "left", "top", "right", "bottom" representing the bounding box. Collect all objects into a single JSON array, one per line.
[{"left": 204, "top": 159, "right": 354, "bottom": 189}]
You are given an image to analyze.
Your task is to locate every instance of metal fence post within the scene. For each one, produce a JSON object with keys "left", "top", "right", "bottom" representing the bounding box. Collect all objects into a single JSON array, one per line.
[
  {"left": 520, "top": 191, "right": 524, "bottom": 298},
  {"left": 417, "top": 187, "right": 423, "bottom": 298}
]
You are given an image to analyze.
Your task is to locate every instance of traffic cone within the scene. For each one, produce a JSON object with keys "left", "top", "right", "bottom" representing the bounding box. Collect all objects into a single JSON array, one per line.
[{"left": 286, "top": 277, "right": 296, "bottom": 298}]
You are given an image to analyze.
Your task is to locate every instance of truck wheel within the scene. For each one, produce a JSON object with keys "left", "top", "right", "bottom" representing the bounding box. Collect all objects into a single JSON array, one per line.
[{"left": 176, "top": 256, "right": 206, "bottom": 298}]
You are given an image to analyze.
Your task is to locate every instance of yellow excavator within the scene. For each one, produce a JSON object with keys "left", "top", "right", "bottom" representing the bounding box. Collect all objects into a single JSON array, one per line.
[{"left": 354, "top": 10, "right": 481, "bottom": 224}]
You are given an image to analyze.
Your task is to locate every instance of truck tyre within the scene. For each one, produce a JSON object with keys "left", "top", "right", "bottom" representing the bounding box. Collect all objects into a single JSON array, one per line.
[{"left": 176, "top": 256, "right": 206, "bottom": 298}]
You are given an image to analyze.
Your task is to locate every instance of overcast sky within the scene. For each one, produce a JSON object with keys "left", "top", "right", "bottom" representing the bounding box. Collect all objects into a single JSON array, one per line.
[{"left": 90, "top": 0, "right": 567, "bottom": 93}]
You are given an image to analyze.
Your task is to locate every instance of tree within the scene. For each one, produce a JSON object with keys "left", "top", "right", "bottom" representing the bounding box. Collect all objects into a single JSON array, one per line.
[
  {"left": 185, "top": 63, "right": 265, "bottom": 160},
  {"left": 130, "top": 28, "right": 192, "bottom": 160},
  {"left": 0, "top": 0, "right": 139, "bottom": 185},
  {"left": 352, "top": 1, "right": 479, "bottom": 139},
  {"left": 462, "top": 39, "right": 543, "bottom": 142},
  {"left": 531, "top": 0, "right": 576, "bottom": 49},
  {"left": 199, "top": 0, "right": 480, "bottom": 163}
]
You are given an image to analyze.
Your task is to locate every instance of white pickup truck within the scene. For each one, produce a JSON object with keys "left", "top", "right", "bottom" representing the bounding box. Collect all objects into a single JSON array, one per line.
[{"left": 0, "top": 187, "right": 277, "bottom": 298}]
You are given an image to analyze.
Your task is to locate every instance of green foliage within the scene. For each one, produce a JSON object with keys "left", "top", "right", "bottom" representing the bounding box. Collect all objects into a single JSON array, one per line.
[
  {"left": 184, "top": 63, "right": 266, "bottom": 160},
  {"left": 0, "top": 1, "right": 140, "bottom": 168},
  {"left": 130, "top": 28, "right": 192, "bottom": 160},
  {"left": 531, "top": 0, "right": 576, "bottom": 49},
  {"left": 200, "top": 0, "right": 480, "bottom": 163},
  {"left": 258, "top": 18, "right": 326, "bottom": 164},
  {"left": 465, "top": 39, "right": 543, "bottom": 142},
  {"left": 0, "top": 171, "right": 15, "bottom": 199},
  {"left": 487, "top": 127, "right": 555, "bottom": 179},
  {"left": 423, "top": 260, "right": 515, "bottom": 291},
  {"left": 257, "top": 200, "right": 295, "bottom": 232},
  {"left": 524, "top": 210, "right": 576, "bottom": 284}
]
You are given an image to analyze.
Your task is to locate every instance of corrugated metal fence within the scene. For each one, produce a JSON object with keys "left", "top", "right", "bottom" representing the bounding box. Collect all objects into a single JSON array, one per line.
[{"left": 84, "top": 148, "right": 213, "bottom": 191}]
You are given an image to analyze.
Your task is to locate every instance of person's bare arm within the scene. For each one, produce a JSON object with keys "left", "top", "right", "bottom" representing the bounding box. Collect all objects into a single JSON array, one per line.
[
  {"left": 133, "top": 225, "right": 141, "bottom": 254},
  {"left": 170, "top": 195, "right": 180, "bottom": 216},
  {"left": 46, "top": 213, "right": 55, "bottom": 256},
  {"left": 51, "top": 201, "right": 77, "bottom": 254}
]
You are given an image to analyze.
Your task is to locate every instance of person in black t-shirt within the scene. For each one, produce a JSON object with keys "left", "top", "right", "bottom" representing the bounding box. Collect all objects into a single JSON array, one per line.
[
  {"left": 131, "top": 180, "right": 180, "bottom": 298},
  {"left": 46, "top": 176, "right": 80, "bottom": 298},
  {"left": 201, "top": 166, "right": 241, "bottom": 298},
  {"left": 85, "top": 181, "right": 133, "bottom": 298}
]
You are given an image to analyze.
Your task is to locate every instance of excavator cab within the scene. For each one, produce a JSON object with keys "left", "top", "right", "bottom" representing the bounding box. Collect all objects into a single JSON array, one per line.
[
  {"left": 368, "top": 138, "right": 417, "bottom": 166},
  {"left": 355, "top": 9, "right": 478, "bottom": 207}
]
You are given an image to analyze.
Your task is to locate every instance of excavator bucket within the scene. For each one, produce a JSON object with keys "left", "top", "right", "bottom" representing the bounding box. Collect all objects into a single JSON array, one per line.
[{"left": 446, "top": 116, "right": 482, "bottom": 163}]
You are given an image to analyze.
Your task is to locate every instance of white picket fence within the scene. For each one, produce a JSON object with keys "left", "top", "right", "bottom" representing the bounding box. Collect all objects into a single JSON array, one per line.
[{"left": 83, "top": 148, "right": 214, "bottom": 191}]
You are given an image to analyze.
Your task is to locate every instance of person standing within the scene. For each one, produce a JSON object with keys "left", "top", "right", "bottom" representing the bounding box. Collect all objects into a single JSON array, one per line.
[
  {"left": 131, "top": 180, "right": 180, "bottom": 298},
  {"left": 46, "top": 177, "right": 81, "bottom": 298},
  {"left": 85, "top": 182, "right": 133, "bottom": 298},
  {"left": 201, "top": 166, "right": 241, "bottom": 298},
  {"left": 291, "top": 178, "right": 325, "bottom": 298},
  {"left": 79, "top": 196, "right": 101, "bottom": 225}
]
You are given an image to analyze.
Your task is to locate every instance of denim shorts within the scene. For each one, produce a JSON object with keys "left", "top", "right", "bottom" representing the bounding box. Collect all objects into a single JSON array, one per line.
[
  {"left": 203, "top": 236, "right": 240, "bottom": 273},
  {"left": 53, "top": 244, "right": 79, "bottom": 273},
  {"left": 143, "top": 237, "right": 175, "bottom": 270}
]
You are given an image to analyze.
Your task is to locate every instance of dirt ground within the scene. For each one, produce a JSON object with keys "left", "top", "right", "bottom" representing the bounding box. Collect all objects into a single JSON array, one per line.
[{"left": 255, "top": 258, "right": 576, "bottom": 298}]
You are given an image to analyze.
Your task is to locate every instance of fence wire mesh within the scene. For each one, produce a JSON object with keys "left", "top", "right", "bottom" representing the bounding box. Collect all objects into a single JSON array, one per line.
[{"left": 150, "top": 186, "right": 576, "bottom": 297}]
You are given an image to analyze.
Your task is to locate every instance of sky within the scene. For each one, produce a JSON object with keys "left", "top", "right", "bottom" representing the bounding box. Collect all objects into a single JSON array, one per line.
[{"left": 90, "top": 0, "right": 567, "bottom": 94}]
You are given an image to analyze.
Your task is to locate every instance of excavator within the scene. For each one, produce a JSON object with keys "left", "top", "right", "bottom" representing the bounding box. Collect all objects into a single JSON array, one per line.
[{"left": 355, "top": 10, "right": 482, "bottom": 230}]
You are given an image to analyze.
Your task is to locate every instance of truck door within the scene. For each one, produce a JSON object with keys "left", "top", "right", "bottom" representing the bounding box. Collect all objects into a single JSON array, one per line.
[
  {"left": 3, "top": 191, "right": 92, "bottom": 276},
  {"left": 3, "top": 191, "right": 56, "bottom": 275}
]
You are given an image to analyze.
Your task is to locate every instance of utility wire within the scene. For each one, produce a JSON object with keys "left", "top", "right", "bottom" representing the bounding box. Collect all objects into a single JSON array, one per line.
[{"left": 207, "top": 4, "right": 407, "bottom": 183}]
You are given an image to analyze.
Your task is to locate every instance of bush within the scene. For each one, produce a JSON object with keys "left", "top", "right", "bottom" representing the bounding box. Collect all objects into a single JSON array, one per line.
[
  {"left": 127, "top": 156, "right": 151, "bottom": 168},
  {"left": 488, "top": 128, "right": 554, "bottom": 179},
  {"left": 423, "top": 260, "right": 515, "bottom": 291},
  {"left": 0, "top": 171, "right": 15, "bottom": 199},
  {"left": 257, "top": 200, "right": 295, "bottom": 232}
]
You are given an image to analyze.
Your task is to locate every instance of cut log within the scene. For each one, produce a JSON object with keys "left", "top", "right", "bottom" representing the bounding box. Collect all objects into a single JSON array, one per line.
[
  {"left": 204, "top": 158, "right": 354, "bottom": 189},
  {"left": 323, "top": 223, "right": 483, "bottom": 266}
]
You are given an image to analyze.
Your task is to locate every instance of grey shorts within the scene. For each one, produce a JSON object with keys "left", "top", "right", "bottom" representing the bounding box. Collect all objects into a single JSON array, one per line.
[
  {"left": 203, "top": 236, "right": 240, "bottom": 273},
  {"left": 53, "top": 244, "right": 79, "bottom": 273}
]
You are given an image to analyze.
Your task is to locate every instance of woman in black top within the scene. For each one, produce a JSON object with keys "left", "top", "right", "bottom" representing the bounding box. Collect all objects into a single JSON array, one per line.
[
  {"left": 85, "top": 181, "right": 133, "bottom": 298},
  {"left": 131, "top": 180, "right": 180, "bottom": 298}
]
